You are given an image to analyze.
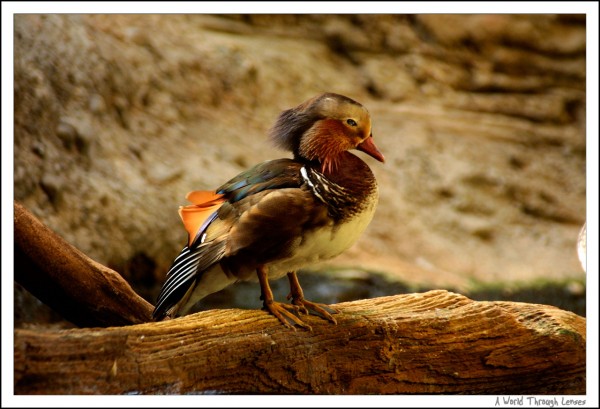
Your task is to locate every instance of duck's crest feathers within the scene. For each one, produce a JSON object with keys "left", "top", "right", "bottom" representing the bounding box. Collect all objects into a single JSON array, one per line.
[{"left": 269, "top": 93, "right": 363, "bottom": 155}]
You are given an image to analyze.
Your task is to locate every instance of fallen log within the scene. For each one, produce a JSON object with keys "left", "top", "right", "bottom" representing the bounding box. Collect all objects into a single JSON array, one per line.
[
  {"left": 14, "top": 201, "right": 154, "bottom": 327},
  {"left": 14, "top": 290, "right": 585, "bottom": 395}
]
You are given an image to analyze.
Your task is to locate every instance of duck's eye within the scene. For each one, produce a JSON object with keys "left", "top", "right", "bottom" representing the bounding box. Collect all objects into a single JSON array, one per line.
[{"left": 346, "top": 119, "right": 357, "bottom": 127}]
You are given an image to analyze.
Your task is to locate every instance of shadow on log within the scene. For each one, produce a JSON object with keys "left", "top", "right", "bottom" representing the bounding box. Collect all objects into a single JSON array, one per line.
[{"left": 12, "top": 202, "right": 586, "bottom": 394}]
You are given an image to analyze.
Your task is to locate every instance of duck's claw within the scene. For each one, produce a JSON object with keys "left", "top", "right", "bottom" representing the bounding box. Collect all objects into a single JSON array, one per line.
[
  {"left": 286, "top": 294, "right": 338, "bottom": 324},
  {"left": 262, "top": 300, "right": 312, "bottom": 331}
]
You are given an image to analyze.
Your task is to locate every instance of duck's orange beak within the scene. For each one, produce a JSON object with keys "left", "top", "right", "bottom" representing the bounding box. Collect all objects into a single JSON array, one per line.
[{"left": 356, "top": 136, "right": 385, "bottom": 163}]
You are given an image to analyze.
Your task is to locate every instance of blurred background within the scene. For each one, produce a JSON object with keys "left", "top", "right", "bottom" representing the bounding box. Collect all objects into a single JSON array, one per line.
[{"left": 13, "top": 14, "right": 586, "bottom": 327}]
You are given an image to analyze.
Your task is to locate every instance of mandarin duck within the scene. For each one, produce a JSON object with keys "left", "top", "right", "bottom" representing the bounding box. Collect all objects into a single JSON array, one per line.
[{"left": 153, "top": 93, "right": 384, "bottom": 329}]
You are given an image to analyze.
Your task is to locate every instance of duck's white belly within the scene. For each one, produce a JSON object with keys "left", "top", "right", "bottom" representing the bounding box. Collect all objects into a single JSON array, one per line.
[{"left": 266, "top": 191, "right": 378, "bottom": 279}]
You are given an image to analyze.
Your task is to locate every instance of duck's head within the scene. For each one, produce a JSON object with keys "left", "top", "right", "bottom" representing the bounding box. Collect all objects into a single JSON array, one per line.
[{"left": 270, "top": 93, "right": 385, "bottom": 173}]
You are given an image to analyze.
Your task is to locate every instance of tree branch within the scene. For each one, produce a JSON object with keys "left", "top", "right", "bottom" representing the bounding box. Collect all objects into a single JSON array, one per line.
[
  {"left": 14, "top": 291, "right": 585, "bottom": 395},
  {"left": 14, "top": 201, "right": 154, "bottom": 327}
]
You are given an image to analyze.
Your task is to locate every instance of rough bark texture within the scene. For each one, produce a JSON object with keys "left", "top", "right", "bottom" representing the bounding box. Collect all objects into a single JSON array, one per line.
[
  {"left": 14, "top": 290, "right": 585, "bottom": 395},
  {"left": 14, "top": 201, "right": 154, "bottom": 327}
]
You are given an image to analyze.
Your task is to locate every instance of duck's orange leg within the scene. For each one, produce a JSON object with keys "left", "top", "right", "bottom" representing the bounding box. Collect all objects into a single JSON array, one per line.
[
  {"left": 257, "top": 265, "right": 311, "bottom": 330},
  {"left": 286, "top": 271, "right": 338, "bottom": 324}
]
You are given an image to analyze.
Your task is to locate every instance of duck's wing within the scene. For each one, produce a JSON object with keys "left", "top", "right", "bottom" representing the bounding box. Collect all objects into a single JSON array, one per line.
[{"left": 153, "top": 159, "right": 310, "bottom": 319}]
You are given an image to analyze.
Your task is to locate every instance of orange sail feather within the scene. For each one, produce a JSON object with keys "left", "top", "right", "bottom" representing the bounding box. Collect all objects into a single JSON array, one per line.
[{"left": 179, "top": 191, "right": 225, "bottom": 247}]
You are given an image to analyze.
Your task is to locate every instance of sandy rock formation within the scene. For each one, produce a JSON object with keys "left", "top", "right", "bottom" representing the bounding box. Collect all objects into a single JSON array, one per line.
[{"left": 13, "top": 15, "right": 586, "bottom": 311}]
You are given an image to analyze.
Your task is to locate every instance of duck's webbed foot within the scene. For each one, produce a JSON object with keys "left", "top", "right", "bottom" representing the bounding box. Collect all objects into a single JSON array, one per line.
[
  {"left": 257, "top": 266, "right": 311, "bottom": 330},
  {"left": 286, "top": 271, "right": 338, "bottom": 324}
]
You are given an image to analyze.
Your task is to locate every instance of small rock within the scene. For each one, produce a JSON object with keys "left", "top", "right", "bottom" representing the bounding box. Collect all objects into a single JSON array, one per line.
[
  {"left": 56, "top": 120, "right": 78, "bottom": 149},
  {"left": 124, "top": 27, "right": 149, "bottom": 46},
  {"left": 74, "top": 128, "right": 92, "bottom": 156},
  {"left": 31, "top": 141, "right": 45, "bottom": 157},
  {"left": 89, "top": 94, "right": 107, "bottom": 114},
  {"left": 40, "top": 174, "right": 63, "bottom": 208}
]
